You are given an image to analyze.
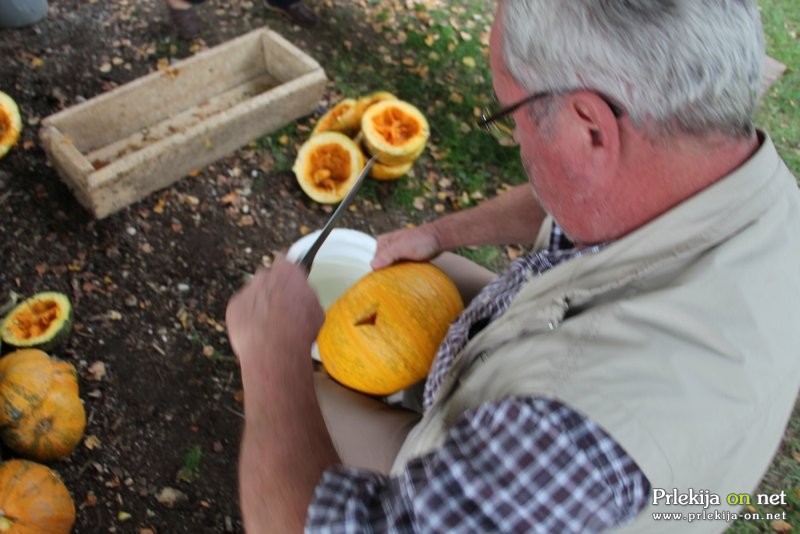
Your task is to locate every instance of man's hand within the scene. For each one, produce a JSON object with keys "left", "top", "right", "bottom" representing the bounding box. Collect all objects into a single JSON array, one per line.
[
  {"left": 371, "top": 224, "right": 444, "bottom": 269},
  {"left": 226, "top": 256, "right": 338, "bottom": 533},
  {"left": 226, "top": 255, "right": 324, "bottom": 371}
]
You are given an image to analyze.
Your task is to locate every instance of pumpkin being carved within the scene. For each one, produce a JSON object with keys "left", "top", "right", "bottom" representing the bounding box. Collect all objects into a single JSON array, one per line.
[
  {"left": 317, "top": 262, "right": 463, "bottom": 396},
  {"left": 0, "top": 459, "right": 76, "bottom": 534}
]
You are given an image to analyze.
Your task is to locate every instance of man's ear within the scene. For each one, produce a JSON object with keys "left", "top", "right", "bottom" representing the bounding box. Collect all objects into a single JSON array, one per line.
[{"left": 563, "top": 91, "right": 622, "bottom": 180}]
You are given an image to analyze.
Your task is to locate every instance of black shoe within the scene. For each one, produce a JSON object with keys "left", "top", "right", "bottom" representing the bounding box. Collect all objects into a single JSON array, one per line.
[
  {"left": 167, "top": 4, "right": 200, "bottom": 40},
  {"left": 266, "top": 1, "right": 318, "bottom": 26}
]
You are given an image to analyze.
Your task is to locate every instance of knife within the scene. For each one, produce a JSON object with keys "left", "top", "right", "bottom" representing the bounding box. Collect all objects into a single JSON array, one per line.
[{"left": 298, "top": 155, "right": 377, "bottom": 274}]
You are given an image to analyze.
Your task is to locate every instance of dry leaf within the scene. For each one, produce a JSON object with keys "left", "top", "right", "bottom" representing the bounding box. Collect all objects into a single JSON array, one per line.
[
  {"left": 153, "top": 197, "right": 166, "bottom": 214},
  {"left": 771, "top": 519, "right": 792, "bottom": 533},
  {"left": 220, "top": 191, "right": 238, "bottom": 205},
  {"left": 87, "top": 361, "right": 107, "bottom": 381},
  {"left": 84, "top": 434, "right": 102, "bottom": 450}
]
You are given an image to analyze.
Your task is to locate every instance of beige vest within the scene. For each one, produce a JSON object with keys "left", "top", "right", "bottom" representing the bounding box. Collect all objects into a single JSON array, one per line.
[{"left": 392, "top": 136, "right": 800, "bottom": 533}]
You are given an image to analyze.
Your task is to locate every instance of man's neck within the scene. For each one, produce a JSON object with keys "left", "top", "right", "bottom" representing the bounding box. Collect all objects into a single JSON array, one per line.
[{"left": 607, "top": 131, "right": 761, "bottom": 241}]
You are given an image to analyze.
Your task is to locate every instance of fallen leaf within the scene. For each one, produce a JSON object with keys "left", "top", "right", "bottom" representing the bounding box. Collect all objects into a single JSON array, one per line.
[
  {"left": 87, "top": 361, "right": 107, "bottom": 381},
  {"left": 156, "top": 487, "right": 188, "bottom": 508},
  {"left": 771, "top": 519, "right": 792, "bottom": 533},
  {"left": 83, "top": 491, "right": 98, "bottom": 507},
  {"left": 118, "top": 512, "right": 132, "bottom": 521},
  {"left": 84, "top": 435, "right": 102, "bottom": 450}
]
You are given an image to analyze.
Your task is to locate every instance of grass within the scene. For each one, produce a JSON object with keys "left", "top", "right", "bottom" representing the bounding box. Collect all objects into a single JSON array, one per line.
[
  {"left": 176, "top": 444, "right": 203, "bottom": 483},
  {"left": 728, "top": 2, "right": 800, "bottom": 531},
  {"left": 756, "top": 0, "right": 800, "bottom": 182}
]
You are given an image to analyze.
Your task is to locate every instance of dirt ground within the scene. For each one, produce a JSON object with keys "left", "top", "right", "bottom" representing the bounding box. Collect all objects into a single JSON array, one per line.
[{"left": 0, "top": 1, "right": 421, "bottom": 532}]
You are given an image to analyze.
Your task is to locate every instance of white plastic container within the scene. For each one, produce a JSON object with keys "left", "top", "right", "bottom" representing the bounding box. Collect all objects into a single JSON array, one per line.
[
  {"left": 287, "top": 228, "right": 376, "bottom": 360},
  {"left": 287, "top": 228, "right": 376, "bottom": 309},
  {"left": 0, "top": 0, "right": 48, "bottom": 27}
]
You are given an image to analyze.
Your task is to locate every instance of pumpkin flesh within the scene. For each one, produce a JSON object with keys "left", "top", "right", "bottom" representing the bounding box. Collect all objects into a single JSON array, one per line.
[
  {"left": 0, "top": 91, "right": 22, "bottom": 160},
  {"left": 317, "top": 262, "right": 463, "bottom": 396},
  {"left": 311, "top": 98, "right": 359, "bottom": 136},
  {"left": 0, "top": 460, "right": 76, "bottom": 534},
  {"left": 361, "top": 100, "right": 429, "bottom": 165},
  {"left": 0, "top": 292, "right": 72, "bottom": 352},
  {"left": 293, "top": 132, "right": 365, "bottom": 204}
]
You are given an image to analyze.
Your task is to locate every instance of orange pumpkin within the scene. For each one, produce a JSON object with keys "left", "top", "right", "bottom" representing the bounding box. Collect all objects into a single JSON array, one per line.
[
  {"left": 0, "top": 350, "right": 54, "bottom": 426},
  {"left": 311, "top": 98, "right": 360, "bottom": 136},
  {"left": 0, "top": 91, "right": 22, "bottom": 160},
  {"left": 1, "top": 386, "right": 86, "bottom": 462},
  {"left": 317, "top": 262, "right": 463, "bottom": 396},
  {"left": 0, "top": 459, "right": 76, "bottom": 534}
]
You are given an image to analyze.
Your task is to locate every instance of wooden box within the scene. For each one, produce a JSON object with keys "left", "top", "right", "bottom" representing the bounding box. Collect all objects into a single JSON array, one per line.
[{"left": 40, "top": 28, "right": 327, "bottom": 218}]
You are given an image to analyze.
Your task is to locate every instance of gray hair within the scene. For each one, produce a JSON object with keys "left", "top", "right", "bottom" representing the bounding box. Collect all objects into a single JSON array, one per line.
[{"left": 502, "top": 0, "right": 765, "bottom": 138}]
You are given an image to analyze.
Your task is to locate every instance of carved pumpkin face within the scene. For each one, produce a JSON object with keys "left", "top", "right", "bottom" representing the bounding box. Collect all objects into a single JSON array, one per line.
[{"left": 317, "top": 262, "right": 463, "bottom": 396}]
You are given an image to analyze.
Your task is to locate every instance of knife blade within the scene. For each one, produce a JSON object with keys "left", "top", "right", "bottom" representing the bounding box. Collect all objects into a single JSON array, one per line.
[{"left": 298, "top": 155, "right": 377, "bottom": 274}]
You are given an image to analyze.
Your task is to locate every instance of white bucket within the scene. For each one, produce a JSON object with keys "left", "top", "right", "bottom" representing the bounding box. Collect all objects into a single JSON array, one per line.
[
  {"left": 287, "top": 228, "right": 376, "bottom": 360},
  {"left": 0, "top": 0, "right": 48, "bottom": 28}
]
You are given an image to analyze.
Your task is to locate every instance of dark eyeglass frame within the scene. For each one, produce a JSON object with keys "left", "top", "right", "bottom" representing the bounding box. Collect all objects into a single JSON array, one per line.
[{"left": 477, "top": 90, "right": 624, "bottom": 144}]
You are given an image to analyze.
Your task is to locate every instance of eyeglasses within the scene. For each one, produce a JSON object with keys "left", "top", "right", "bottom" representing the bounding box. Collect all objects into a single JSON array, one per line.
[{"left": 477, "top": 90, "right": 624, "bottom": 146}]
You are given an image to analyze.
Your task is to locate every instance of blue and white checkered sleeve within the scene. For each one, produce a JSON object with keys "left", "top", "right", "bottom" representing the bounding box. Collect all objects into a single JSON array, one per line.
[{"left": 306, "top": 398, "right": 651, "bottom": 533}]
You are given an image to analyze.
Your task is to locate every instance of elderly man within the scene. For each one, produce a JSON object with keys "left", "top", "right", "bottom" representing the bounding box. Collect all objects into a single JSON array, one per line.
[{"left": 226, "top": 0, "right": 800, "bottom": 531}]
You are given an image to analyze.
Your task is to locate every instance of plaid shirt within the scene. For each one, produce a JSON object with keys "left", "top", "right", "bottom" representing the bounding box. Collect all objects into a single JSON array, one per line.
[{"left": 308, "top": 225, "right": 651, "bottom": 532}]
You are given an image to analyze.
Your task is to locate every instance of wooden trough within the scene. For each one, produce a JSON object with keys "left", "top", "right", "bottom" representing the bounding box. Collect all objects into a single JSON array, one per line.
[{"left": 40, "top": 28, "right": 327, "bottom": 218}]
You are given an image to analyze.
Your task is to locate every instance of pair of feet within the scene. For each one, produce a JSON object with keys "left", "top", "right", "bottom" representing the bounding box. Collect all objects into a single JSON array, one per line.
[{"left": 167, "top": 0, "right": 318, "bottom": 40}]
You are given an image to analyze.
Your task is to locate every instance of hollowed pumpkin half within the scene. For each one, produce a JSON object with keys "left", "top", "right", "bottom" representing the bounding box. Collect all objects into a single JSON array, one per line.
[
  {"left": 317, "top": 262, "right": 463, "bottom": 396},
  {"left": 0, "top": 459, "right": 76, "bottom": 534},
  {"left": 311, "top": 98, "right": 359, "bottom": 136},
  {"left": 369, "top": 159, "right": 413, "bottom": 181},
  {"left": 293, "top": 132, "right": 366, "bottom": 204},
  {"left": 361, "top": 100, "right": 429, "bottom": 166},
  {"left": 0, "top": 291, "right": 73, "bottom": 352},
  {"left": 0, "top": 91, "right": 22, "bottom": 160},
  {"left": 339, "top": 91, "right": 398, "bottom": 134}
]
